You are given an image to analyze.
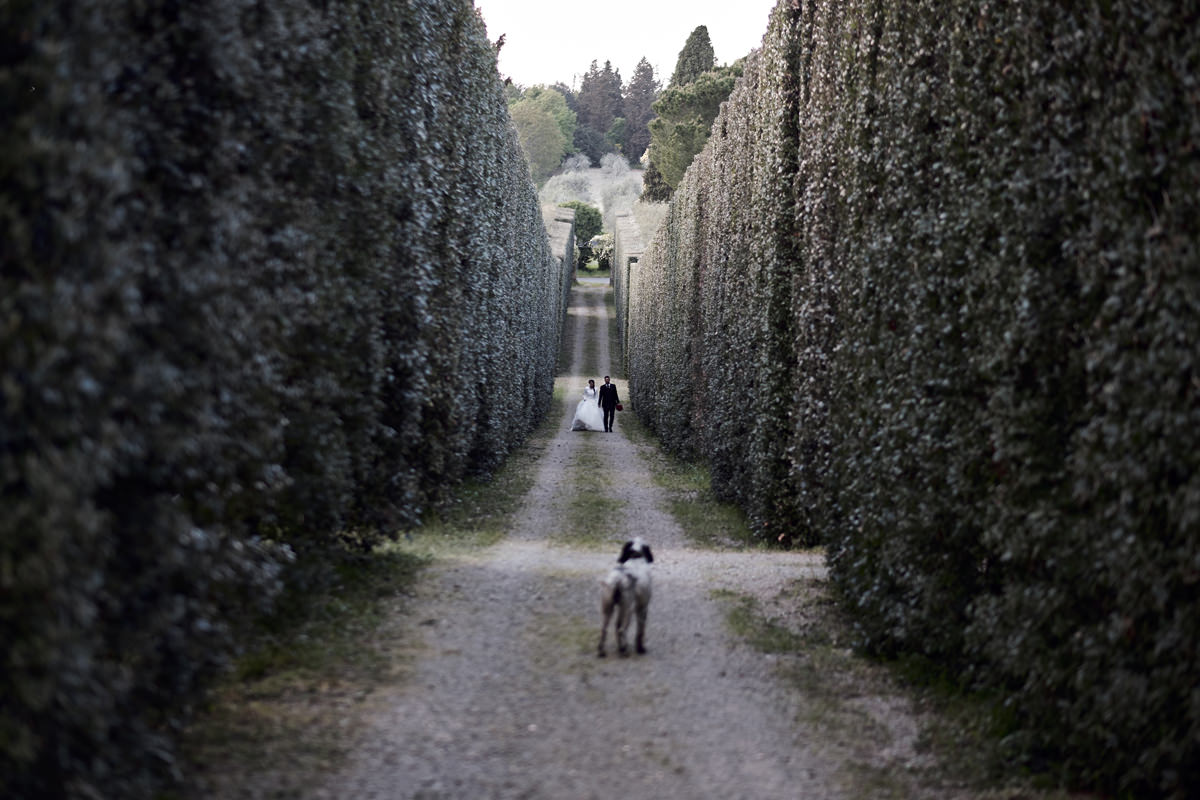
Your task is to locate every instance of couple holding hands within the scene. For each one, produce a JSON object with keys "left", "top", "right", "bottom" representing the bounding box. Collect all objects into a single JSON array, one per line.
[{"left": 571, "top": 376, "right": 621, "bottom": 432}]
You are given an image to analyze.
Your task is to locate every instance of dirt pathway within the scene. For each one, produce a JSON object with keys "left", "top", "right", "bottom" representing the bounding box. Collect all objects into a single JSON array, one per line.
[{"left": 308, "top": 281, "right": 923, "bottom": 799}]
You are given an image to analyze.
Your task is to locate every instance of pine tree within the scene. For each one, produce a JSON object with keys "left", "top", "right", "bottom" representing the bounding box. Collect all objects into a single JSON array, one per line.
[
  {"left": 577, "top": 59, "right": 624, "bottom": 133},
  {"left": 623, "top": 57, "right": 660, "bottom": 164},
  {"left": 668, "top": 25, "right": 715, "bottom": 89}
]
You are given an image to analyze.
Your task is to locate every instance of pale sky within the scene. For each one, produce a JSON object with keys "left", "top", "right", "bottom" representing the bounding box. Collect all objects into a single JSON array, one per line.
[{"left": 474, "top": 0, "right": 781, "bottom": 90}]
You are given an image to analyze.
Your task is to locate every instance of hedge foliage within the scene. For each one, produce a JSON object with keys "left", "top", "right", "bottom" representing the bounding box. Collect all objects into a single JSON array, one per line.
[
  {"left": 618, "top": 1, "right": 1200, "bottom": 794},
  {"left": 0, "top": 1, "right": 567, "bottom": 797}
]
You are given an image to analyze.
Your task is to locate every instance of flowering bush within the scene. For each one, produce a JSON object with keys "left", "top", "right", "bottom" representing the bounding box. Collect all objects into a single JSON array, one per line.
[
  {"left": 0, "top": 1, "right": 566, "bottom": 797},
  {"left": 618, "top": 1, "right": 1200, "bottom": 794}
]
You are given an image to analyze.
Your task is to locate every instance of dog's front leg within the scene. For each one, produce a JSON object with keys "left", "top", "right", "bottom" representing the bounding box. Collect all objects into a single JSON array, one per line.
[{"left": 634, "top": 602, "right": 648, "bottom": 655}]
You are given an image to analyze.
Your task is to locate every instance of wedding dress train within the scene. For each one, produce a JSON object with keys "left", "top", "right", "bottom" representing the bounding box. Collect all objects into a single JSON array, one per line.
[{"left": 571, "top": 386, "right": 605, "bottom": 431}]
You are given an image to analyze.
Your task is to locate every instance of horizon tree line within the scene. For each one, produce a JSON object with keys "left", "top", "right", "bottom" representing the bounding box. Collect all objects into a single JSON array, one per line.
[{"left": 503, "top": 25, "right": 746, "bottom": 194}]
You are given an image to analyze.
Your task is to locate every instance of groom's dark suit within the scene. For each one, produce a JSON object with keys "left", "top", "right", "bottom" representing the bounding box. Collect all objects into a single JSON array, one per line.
[{"left": 597, "top": 380, "right": 620, "bottom": 432}]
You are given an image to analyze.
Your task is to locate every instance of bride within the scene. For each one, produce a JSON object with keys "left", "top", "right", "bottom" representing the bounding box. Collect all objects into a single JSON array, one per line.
[{"left": 571, "top": 379, "right": 605, "bottom": 431}]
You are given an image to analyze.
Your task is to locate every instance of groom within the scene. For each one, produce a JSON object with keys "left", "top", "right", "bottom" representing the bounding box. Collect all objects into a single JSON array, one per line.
[{"left": 598, "top": 375, "right": 620, "bottom": 432}]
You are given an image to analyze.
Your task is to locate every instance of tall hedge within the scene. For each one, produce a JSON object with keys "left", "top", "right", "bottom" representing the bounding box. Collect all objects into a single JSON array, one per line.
[
  {"left": 0, "top": 1, "right": 566, "bottom": 797},
  {"left": 620, "top": 0, "right": 1200, "bottom": 794}
]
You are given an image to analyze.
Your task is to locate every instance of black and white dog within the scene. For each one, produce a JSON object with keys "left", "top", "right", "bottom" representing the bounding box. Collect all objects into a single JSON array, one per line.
[{"left": 597, "top": 538, "right": 653, "bottom": 657}]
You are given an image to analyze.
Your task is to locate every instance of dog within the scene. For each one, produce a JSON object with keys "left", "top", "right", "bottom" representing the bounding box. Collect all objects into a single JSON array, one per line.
[{"left": 597, "top": 538, "right": 653, "bottom": 657}]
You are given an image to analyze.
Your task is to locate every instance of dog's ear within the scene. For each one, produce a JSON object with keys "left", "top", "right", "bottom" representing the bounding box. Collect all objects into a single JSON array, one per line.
[
  {"left": 618, "top": 540, "right": 635, "bottom": 563},
  {"left": 643, "top": 544, "right": 653, "bottom": 563}
]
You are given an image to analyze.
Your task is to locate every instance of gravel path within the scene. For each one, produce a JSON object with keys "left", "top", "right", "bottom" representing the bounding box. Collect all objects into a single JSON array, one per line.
[{"left": 311, "top": 280, "right": 867, "bottom": 799}]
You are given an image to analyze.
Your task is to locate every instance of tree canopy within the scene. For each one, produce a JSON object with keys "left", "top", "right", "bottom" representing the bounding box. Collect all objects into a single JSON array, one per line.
[
  {"left": 551, "top": 81, "right": 578, "bottom": 112},
  {"left": 572, "top": 60, "right": 624, "bottom": 164},
  {"left": 510, "top": 98, "right": 567, "bottom": 184},
  {"left": 647, "top": 61, "right": 743, "bottom": 190},
  {"left": 518, "top": 86, "right": 577, "bottom": 152},
  {"left": 576, "top": 59, "right": 624, "bottom": 133},
  {"left": 668, "top": 25, "right": 715, "bottom": 88}
]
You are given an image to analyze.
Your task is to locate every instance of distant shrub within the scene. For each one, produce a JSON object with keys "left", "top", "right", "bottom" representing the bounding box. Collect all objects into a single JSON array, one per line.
[
  {"left": 562, "top": 153, "right": 592, "bottom": 173},
  {"left": 590, "top": 232, "right": 615, "bottom": 271},
  {"left": 0, "top": 1, "right": 565, "bottom": 797},
  {"left": 558, "top": 201, "right": 603, "bottom": 247},
  {"left": 599, "top": 152, "right": 630, "bottom": 177},
  {"left": 600, "top": 173, "right": 644, "bottom": 227},
  {"left": 539, "top": 171, "right": 595, "bottom": 206},
  {"left": 620, "top": 1, "right": 1200, "bottom": 795}
]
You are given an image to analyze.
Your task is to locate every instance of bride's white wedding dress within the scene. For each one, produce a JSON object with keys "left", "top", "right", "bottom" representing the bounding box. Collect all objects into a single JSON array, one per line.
[{"left": 571, "top": 386, "right": 605, "bottom": 431}]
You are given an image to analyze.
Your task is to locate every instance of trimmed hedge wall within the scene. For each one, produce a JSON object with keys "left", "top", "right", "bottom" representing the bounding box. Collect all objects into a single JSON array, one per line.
[
  {"left": 621, "top": 0, "right": 1200, "bottom": 794},
  {"left": 0, "top": 1, "right": 566, "bottom": 797}
]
